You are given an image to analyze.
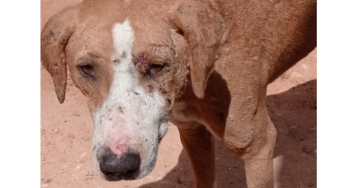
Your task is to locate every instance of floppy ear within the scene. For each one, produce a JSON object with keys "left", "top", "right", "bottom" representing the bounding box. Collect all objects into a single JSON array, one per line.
[
  {"left": 168, "top": 1, "right": 226, "bottom": 99},
  {"left": 41, "top": 7, "right": 77, "bottom": 103}
]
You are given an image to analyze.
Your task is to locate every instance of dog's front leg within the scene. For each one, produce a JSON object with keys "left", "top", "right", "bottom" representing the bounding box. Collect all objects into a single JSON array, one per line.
[
  {"left": 222, "top": 103, "right": 276, "bottom": 188},
  {"left": 178, "top": 122, "right": 215, "bottom": 188},
  {"left": 239, "top": 110, "right": 276, "bottom": 188}
]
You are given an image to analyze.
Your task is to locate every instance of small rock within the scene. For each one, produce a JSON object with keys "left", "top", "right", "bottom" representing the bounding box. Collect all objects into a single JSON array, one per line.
[
  {"left": 54, "top": 129, "right": 59, "bottom": 133},
  {"left": 68, "top": 134, "right": 76, "bottom": 139},
  {"left": 79, "top": 152, "right": 87, "bottom": 159},
  {"left": 44, "top": 179, "right": 53, "bottom": 184}
]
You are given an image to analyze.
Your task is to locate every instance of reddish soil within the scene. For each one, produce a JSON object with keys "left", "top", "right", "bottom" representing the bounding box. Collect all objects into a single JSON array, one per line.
[{"left": 41, "top": 1, "right": 317, "bottom": 187}]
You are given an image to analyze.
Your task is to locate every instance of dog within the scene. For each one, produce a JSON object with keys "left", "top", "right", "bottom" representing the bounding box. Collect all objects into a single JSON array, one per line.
[{"left": 41, "top": 0, "right": 316, "bottom": 187}]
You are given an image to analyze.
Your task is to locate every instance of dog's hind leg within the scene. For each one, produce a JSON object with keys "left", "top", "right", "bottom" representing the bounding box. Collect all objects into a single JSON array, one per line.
[{"left": 178, "top": 122, "right": 215, "bottom": 188}]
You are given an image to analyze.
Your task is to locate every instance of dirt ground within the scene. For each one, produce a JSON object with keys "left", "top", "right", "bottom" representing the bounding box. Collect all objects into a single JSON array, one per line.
[{"left": 41, "top": 0, "right": 317, "bottom": 187}]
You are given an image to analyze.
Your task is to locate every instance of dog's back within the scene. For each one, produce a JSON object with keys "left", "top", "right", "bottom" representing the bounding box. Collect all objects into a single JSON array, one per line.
[{"left": 212, "top": 0, "right": 316, "bottom": 83}]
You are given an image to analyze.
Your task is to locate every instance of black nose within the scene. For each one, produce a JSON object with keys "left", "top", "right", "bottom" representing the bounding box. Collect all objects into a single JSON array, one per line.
[{"left": 99, "top": 147, "right": 141, "bottom": 180}]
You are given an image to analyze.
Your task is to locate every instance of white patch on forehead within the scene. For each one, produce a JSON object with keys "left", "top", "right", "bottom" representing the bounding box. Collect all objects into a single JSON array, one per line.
[
  {"left": 91, "top": 19, "right": 169, "bottom": 178},
  {"left": 113, "top": 20, "right": 134, "bottom": 64}
]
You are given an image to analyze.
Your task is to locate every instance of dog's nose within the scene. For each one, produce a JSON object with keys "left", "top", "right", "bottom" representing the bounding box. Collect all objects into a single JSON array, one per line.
[{"left": 99, "top": 147, "right": 141, "bottom": 180}]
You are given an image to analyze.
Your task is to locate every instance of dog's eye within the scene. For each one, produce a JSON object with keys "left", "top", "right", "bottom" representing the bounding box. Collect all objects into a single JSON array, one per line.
[
  {"left": 149, "top": 64, "right": 166, "bottom": 75},
  {"left": 78, "top": 64, "right": 95, "bottom": 77}
]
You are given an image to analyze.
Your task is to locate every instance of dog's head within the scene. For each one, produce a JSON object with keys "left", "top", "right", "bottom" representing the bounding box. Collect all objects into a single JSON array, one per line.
[{"left": 41, "top": 0, "right": 225, "bottom": 181}]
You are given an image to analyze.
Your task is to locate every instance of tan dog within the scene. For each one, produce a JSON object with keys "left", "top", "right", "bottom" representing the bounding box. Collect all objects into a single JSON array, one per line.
[{"left": 41, "top": 0, "right": 316, "bottom": 187}]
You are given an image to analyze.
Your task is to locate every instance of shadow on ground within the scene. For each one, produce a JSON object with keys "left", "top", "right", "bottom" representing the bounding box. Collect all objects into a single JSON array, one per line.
[{"left": 139, "top": 79, "right": 317, "bottom": 188}]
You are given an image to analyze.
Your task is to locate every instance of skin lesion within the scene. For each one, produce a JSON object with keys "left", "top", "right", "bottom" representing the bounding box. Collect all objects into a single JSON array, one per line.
[
  {"left": 133, "top": 52, "right": 149, "bottom": 74},
  {"left": 132, "top": 50, "right": 171, "bottom": 78}
]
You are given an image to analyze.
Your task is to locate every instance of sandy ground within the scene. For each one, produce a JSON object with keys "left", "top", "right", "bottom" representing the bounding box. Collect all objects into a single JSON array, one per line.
[{"left": 41, "top": 0, "right": 317, "bottom": 187}]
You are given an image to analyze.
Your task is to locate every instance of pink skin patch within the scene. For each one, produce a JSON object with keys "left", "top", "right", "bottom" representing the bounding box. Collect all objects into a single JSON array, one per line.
[
  {"left": 105, "top": 110, "right": 130, "bottom": 159},
  {"left": 137, "top": 53, "right": 148, "bottom": 66},
  {"left": 133, "top": 53, "right": 149, "bottom": 73},
  {"left": 108, "top": 139, "right": 129, "bottom": 159}
]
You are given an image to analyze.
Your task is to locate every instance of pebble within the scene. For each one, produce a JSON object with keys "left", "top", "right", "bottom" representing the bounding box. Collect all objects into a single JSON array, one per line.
[
  {"left": 44, "top": 179, "right": 53, "bottom": 184},
  {"left": 76, "top": 165, "right": 82, "bottom": 170},
  {"left": 79, "top": 152, "right": 87, "bottom": 159},
  {"left": 72, "top": 113, "right": 80, "bottom": 117},
  {"left": 68, "top": 134, "right": 76, "bottom": 139},
  {"left": 54, "top": 129, "right": 59, "bottom": 133}
]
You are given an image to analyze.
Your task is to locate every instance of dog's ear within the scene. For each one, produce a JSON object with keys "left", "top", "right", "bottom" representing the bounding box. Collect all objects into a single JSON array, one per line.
[
  {"left": 168, "top": 1, "right": 226, "bottom": 99},
  {"left": 41, "top": 7, "right": 77, "bottom": 103}
]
